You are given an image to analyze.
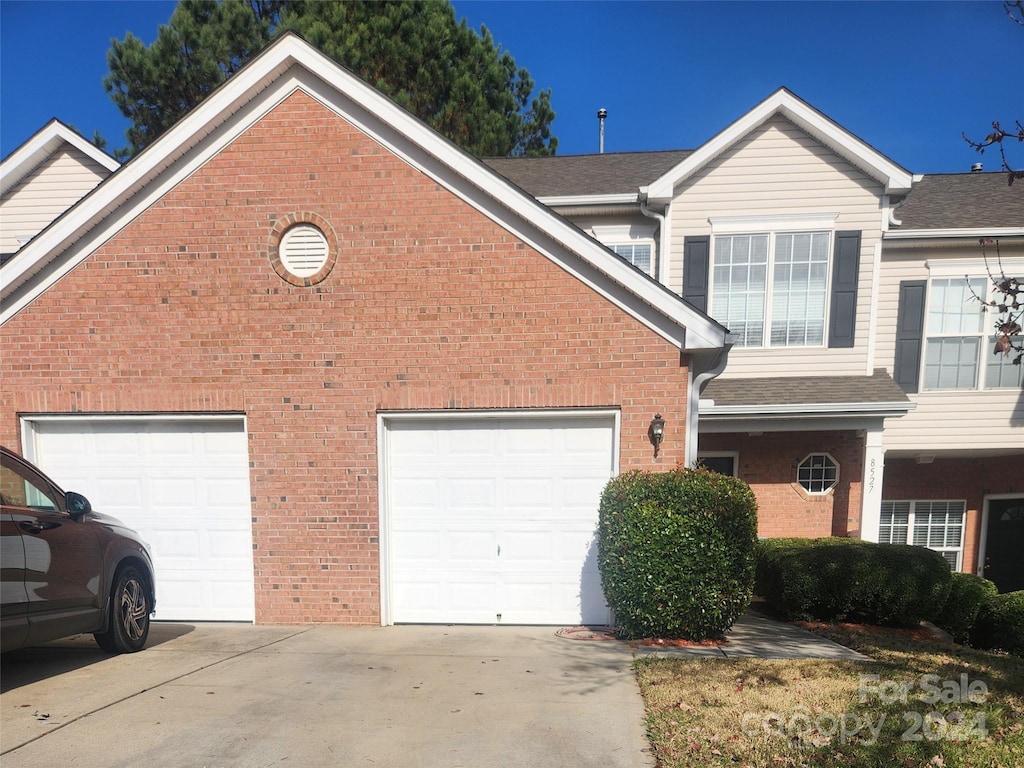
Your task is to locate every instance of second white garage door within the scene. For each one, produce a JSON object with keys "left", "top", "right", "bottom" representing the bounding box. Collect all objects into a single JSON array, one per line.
[
  {"left": 385, "top": 413, "right": 617, "bottom": 625},
  {"left": 26, "top": 418, "right": 254, "bottom": 622}
]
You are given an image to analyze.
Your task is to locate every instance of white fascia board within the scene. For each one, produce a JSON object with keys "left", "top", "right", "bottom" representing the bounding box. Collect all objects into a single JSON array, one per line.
[
  {"left": 1, "top": 35, "right": 728, "bottom": 352},
  {"left": 886, "top": 227, "right": 1024, "bottom": 240},
  {"left": 701, "top": 400, "right": 914, "bottom": 418},
  {"left": 536, "top": 193, "right": 638, "bottom": 207},
  {"left": 1, "top": 71, "right": 296, "bottom": 317},
  {"left": 699, "top": 415, "right": 890, "bottom": 435},
  {"left": 646, "top": 89, "right": 913, "bottom": 204},
  {"left": 1, "top": 119, "right": 120, "bottom": 196}
]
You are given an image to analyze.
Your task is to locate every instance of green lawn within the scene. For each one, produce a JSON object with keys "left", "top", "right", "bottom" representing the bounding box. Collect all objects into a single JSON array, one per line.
[{"left": 635, "top": 624, "right": 1024, "bottom": 768}]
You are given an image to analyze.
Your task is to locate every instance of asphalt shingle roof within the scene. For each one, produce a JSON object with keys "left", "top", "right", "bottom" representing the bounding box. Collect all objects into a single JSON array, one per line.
[
  {"left": 893, "top": 172, "right": 1024, "bottom": 230},
  {"left": 703, "top": 370, "right": 910, "bottom": 407},
  {"left": 486, "top": 150, "right": 1023, "bottom": 231},
  {"left": 483, "top": 150, "right": 691, "bottom": 198}
]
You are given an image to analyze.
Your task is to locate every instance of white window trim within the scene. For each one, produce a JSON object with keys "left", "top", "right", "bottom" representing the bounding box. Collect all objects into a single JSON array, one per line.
[
  {"left": 709, "top": 213, "right": 839, "bottom": 235},
  {"left": 921, "top": 269, "right": 1023, "bottom": 391},
  {"left": 880, "top": 499, "right": 966, "bottom": 571},
  {"left": 592, "top": 224, "right": 657, "bottom": 277},
  {"left": 592, "top": 223, "right": 657, "bottom": 241},
  {"left": 796, "top": 452, "right": 839, "bottom": 494},
  {"left": 925, "top": 257, "right": 1024, "bottom": 278},
  {"left": 709, "top": 228, "right": 834, "bottom": 349}
]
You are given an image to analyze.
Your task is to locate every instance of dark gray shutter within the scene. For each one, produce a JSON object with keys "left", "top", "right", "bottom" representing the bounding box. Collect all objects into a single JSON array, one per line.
[
  {"left": 683, "top": 236, "right": 710, "bottom": 313},
  {"left": 827, "top": 230, "right": 861, "bottom": 348},
  {"left": 894, "top": 280, "right": 927, "bottom": 393}
]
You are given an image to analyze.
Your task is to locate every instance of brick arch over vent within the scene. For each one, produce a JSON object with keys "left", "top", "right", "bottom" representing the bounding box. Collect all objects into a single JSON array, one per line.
[{"left": 267, "top": 211, "right": 339, "bottom": 286}]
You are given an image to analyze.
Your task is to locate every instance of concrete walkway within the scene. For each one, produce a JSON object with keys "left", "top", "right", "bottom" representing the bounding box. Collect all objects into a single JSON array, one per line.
[
  {"left": 631, "top": 611, "right": 871, "bottom": 660},
  {"left": 0, "top": 612, "right": 865, "bottom": 768}
]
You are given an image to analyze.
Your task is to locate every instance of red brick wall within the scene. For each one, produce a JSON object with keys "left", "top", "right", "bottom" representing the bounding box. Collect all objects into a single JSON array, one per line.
[
  {"left": 882, "top": 456, "right": 1024, "bottom": 575},
  {"left": 0, "top": 92, "right": 691, "bottom": 624},
  {"left": 699, "top": 430, "right": 865, "bottom": 538}
]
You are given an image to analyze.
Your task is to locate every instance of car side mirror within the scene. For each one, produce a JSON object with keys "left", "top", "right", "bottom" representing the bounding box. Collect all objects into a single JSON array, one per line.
[{"left": 65, "top": 491, "right": 92, "bottom": 517}]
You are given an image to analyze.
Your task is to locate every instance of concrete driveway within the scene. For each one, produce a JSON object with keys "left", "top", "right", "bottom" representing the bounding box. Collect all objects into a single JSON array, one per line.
[{"left": 1, "top": 623, "right": 654, "bottom": 768}]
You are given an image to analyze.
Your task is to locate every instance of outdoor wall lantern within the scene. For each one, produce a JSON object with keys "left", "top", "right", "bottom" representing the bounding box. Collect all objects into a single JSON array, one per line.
[{"left": 648, "top": 413, "right": 666, "bottom": 457}]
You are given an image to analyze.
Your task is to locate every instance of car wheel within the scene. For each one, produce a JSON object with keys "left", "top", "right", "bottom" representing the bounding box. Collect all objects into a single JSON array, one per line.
[{"left": 94, "top": 565, "right": 151, "bottom": 653}]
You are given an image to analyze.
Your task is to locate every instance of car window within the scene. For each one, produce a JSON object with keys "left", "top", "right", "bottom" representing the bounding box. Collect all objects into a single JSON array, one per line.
[{"left": 0, "top": 463, "right": 59, "bottom": 511}]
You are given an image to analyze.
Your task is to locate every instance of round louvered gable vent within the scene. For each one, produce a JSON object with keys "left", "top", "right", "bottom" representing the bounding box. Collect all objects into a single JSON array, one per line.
[{"left": 279, "top": 224, "right": 329, "bottom": 278}]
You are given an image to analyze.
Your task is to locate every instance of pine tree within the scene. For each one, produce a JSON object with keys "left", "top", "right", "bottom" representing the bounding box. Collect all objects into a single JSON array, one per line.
[{"left": 104, "top": 0, "right": 556, "bottom": 158}]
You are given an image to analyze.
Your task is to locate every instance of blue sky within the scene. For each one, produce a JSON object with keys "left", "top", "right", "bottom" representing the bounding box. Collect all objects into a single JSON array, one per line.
[{"left": 1, "top": 1, "right": 1021, "bottom": 173}]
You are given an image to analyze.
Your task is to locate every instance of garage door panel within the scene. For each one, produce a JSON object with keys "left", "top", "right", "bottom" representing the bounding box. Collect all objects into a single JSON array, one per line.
[
  {"left": 388, "top": 415, "right": 615, "bottom": 625},
  {"left": 448, "top": 478, "right": 497, "bottom": 509},
  {"left": 449, "top": 531, "right": 497, "bottom": 560},
  {"left": 30, "top": 419, "right": 253, "bottom": 622}
]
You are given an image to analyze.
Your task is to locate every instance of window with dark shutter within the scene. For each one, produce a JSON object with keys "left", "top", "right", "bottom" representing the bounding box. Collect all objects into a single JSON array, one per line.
[
  {"left": 683, "top": 236, "right": 710, "bottom": 313},
  {"left": 893, "top": 280, "right": 927, "bottom": 393},
  {"left": 827, "top": 231, "right": 861, "bottom": 348}
]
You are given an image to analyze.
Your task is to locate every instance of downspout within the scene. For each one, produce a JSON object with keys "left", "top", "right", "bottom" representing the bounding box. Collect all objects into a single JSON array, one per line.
[
  {"left": 639, "top": 189, "right": 668, "bottom": 285},
  {"left": 685, "top": 341, "right": 734, "bottom": 468}
]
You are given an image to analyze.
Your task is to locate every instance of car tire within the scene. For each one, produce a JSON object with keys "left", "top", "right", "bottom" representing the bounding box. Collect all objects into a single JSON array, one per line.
[{"left": 94, "top": 565, "right": 151, "bottom": 653}]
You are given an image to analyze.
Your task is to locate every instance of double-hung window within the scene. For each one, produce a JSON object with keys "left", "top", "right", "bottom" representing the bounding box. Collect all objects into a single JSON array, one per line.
[
  {"left": 879, "top": 500, "right": 965, "bottom": 570},
  {"left": 610, "top": 243, "right": 652, "bottom": 273},
  {"left": 920, "top": 268, "right": 1023, "bottom": 390},
  {"left": 706, "top": 216, "right": 841, "bottom": 348},
  {"left": 592, "top": 224, "right": 657, "bottom": 277},
  {"left": 712, "top": 231, "right": 830, "bottom": 347}
]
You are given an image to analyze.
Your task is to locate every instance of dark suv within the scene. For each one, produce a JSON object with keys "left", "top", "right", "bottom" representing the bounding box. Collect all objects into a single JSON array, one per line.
[{"left": 1, "top": 446, "right": 155, "bottom": 653}]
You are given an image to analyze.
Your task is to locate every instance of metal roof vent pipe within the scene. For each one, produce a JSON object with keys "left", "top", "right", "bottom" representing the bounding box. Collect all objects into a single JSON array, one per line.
[
  {"left": 971, "top": 162, "right": 983, "bottom": 173},
  {"left": 597, "top": 108, "right": 607, "bottom": 153}
]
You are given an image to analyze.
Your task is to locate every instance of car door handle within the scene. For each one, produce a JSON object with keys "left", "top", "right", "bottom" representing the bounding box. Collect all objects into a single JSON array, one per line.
[{"left": 19, "top": 521, "right": 59, "bottom": 535}]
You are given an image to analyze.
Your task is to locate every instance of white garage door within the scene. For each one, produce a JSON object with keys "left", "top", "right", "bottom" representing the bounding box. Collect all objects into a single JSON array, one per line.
[
  {"left": 385, "top": 414, "right": 616, "bottom": 625},
  {"left": 27, "top": 418, "right": 254, "bottom": 622}
]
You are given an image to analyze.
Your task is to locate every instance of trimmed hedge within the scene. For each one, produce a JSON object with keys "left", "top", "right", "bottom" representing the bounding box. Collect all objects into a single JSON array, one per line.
[
  {"left": 934, "top": 572, "right": 998, "bottom": 644},
  {"left": 755, "top": 537, "right": 951, "bottom": 626},
  {"left": 597, "top": 467, "right": 758, "bottom": 641},
  {"left": 970, "top": 591, "right": 1024, "bottom": 657}
]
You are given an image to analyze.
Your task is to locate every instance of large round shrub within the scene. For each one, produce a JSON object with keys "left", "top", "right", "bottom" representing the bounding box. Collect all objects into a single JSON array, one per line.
[
  {"left": 755, "top": 537, "right": 952, "bottom": 626},
  {"left": 597, "top": 467, "right": 758, "bottom": 640},
  {"left": 970, "top": 590, "right": 1024, "bottom": 657},
  {"left": 935, "top": 572, "right": 998, "bottom": 644}
]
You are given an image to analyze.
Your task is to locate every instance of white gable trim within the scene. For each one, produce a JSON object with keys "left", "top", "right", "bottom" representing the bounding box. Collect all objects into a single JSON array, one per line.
[
  {"left": 886, "top": 227, "right": 1024, "bottom": 240},
  {"left": 0, "top": 35, "right": 726, "bottom": 352},
  {"left": 1, "top": 119, "right": 119, "bottom": 196},
  {"left": 644, "top": 89, "right": 913, "bottom": 204}
]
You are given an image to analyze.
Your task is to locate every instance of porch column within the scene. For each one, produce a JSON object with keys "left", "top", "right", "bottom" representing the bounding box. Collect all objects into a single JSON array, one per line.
[{"left": 859, "top": 424, "right": 885, "bottom": 542}]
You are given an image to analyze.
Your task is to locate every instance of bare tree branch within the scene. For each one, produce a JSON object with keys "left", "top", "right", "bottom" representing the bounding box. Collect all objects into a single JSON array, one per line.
[{"left": 967, "top": 238, "right": 1024, "bottom": 366}]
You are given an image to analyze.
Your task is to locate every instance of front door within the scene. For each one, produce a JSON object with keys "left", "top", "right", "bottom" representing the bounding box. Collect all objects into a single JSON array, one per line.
[{"left": 983, "top": 497, "right": 1024, "bottom": 592}]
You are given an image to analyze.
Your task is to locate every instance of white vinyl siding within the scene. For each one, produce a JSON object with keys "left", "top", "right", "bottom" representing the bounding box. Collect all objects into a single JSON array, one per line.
[
  {"left": 0, "top": 146, "right": 112, "bottom": 254},
  {"left": 880, "top": 500, "right": 965, "bottom": 570},
  {"left": 873, "top": 247, "right": 1024, "bottom": 454},
  {"left": 669, "top": 116, "right": 881, "bottom": 376}
]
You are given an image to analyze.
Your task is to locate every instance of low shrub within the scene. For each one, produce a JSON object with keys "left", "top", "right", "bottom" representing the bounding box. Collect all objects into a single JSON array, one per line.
[
  {"left": 755, "top": 537, "right": 951, "bottom": 626},
  {"left": 934, "top": 572, "right": 998, "bottom": 644},
  {"left": 597, "top": 467, "right": 758, "bottom": 641},
  {"left": 970, "top": 590, "right": 1024, "bottom": 657}
]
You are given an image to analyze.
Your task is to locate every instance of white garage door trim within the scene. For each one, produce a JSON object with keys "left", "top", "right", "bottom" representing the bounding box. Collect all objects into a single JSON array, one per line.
[
  {"left": 378, "top": 409, "right": 620, "bottom": 626},
  {"left": 20, "top": 414, "right": 255, "bottom": 622}
]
